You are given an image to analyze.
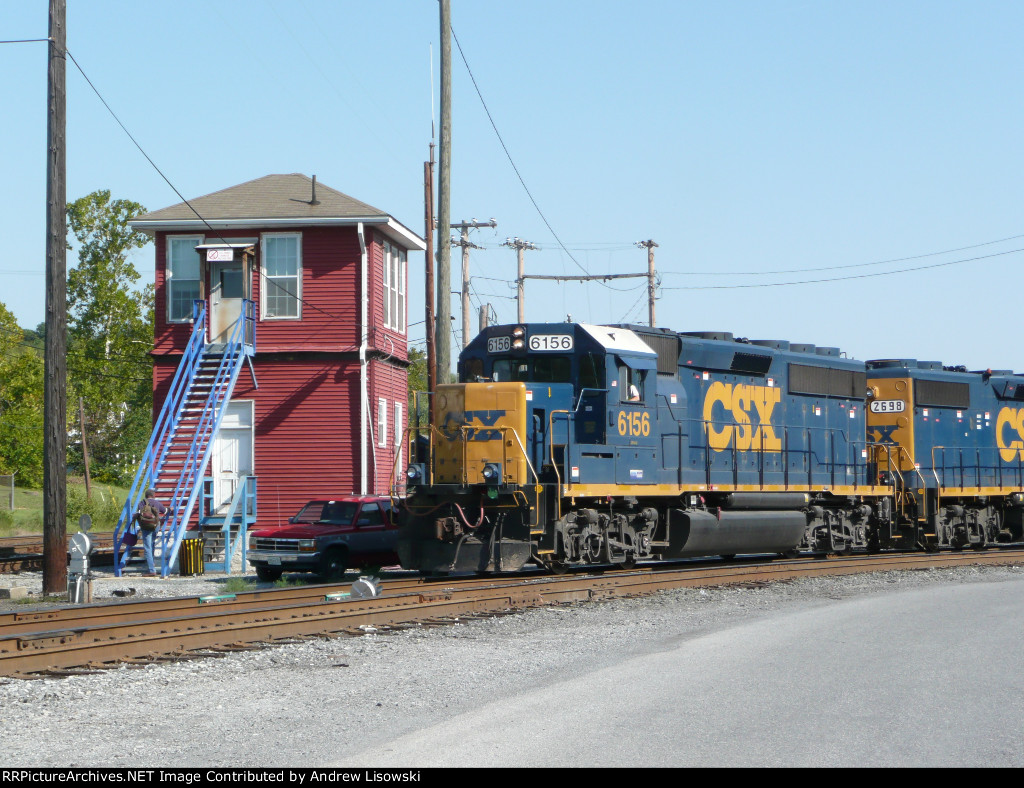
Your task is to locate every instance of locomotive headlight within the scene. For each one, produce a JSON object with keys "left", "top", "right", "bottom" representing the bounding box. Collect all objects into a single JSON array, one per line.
[
  {"left": 512, "top": 339, "right": 525, "bottom": 350},
  {"left": 481, "top": 463, "right": 501, "bottom": 484},
  {"left": 406, "top": 463, "right": 425, "bottom": 485},
  {"left": 512, "top": 326, "right": 526, "bottom": 338}
]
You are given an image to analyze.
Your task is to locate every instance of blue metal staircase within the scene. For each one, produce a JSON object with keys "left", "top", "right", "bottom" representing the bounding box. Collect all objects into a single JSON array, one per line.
[{"left": 114, "top": 300, "right": 255, "bottom": 577}]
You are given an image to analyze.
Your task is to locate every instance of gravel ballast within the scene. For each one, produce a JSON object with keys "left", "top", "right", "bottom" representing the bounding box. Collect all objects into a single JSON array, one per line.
[{"left": 0, "top": 563, "right": 1021, "bottom": 767}]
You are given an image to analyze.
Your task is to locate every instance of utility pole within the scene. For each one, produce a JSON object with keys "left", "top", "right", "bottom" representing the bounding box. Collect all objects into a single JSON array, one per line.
[
  {"left": 452, "top": 218, "right": 497, "bottom": 348},
  {"left": 436, "top": 0, "right": 452, "bottom": 385},
  {"left": 79, "top": 398, "right": 91, "bottom": 499},
  {"left": 502, "top": 238, "right": 538, "bottom": 323},
  {"left": 43, "top": 0, "right": 67, "bottom": 595},
  {"left": 423, "top": 145, "right": 435, "bottom": 396},
  {"left": 636, "top": 239, "right": 659, "bottom": 326},
  {"left": 479, "top": 304, "right": 491, "bottom": 332}
]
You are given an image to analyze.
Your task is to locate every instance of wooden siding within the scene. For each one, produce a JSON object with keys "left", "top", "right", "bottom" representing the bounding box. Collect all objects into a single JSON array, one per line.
[
  {"left": 148, "top": 220, "right": 411, "bottom": 514},
  {"left": 154, "top": 357, "right": 365, "bottom": 526},
  {"left": 154, "top": 226, "right": 363, "bottom": 356},
  {"left": 368, "top": 357, "right": 409, "bottom": 494}
]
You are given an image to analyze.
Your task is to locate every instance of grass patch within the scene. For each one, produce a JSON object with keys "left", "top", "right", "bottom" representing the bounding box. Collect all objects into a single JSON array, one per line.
[
  {"left": 273, "top": 576, "right": 313, "bottom": 588},
  {"left": 221, "top": 577, "right": 256, "bottom": 593},
  {"left": 12, "top": 595, "right": 66, "bottom": 605},
  {"left": 0, "top": 481, "right": 131, "bottom": 537}
]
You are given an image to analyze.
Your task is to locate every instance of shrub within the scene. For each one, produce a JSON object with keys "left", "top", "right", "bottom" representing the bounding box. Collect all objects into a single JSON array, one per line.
[{"left": 66, "top": 485, "right": 123, "bottom": 531}]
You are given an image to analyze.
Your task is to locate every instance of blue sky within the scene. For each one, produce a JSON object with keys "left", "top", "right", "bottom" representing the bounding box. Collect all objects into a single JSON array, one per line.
[{"left": 1, "top": 1, "right": 1022, "bottom": 372}]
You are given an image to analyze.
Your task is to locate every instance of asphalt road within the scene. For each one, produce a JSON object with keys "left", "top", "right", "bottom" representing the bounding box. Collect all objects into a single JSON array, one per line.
[{"left": 347, "top": 576, "right": 1024, "bottom": 767}]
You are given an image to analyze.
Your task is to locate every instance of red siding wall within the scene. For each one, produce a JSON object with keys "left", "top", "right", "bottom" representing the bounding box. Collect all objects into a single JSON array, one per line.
[
  {"left": 154, "top": 226, "right": 364, "bottom": 357},
  {"left": 155, "top": 358, "right": 363, "bottom": 525},
  {"left": 150, "top": 222, "right": 411, "bottom": 521}
]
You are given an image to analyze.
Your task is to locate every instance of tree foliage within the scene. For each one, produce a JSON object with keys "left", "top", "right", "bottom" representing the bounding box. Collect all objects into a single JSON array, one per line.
[
  {"left": 0, "top": 301, "right": 44, "bottom": 485},
  {"left": 66, "top": 190, "right": 153, "bottom": 484},
  {"left": 407, "top": 346, "right": 429, "bottom": 424}
]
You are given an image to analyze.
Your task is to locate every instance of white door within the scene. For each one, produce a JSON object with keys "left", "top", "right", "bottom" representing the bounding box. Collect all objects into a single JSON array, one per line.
[
  {"left": 213, "top": 401, "right": 254, "bottom": 512},
  {"left": 210, "top": 261, "right": 244, "bottom": 344}
]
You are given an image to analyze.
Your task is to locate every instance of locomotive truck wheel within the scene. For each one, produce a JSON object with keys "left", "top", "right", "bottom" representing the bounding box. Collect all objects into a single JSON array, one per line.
[
  {"left": 319, "top": 548, "right": 348, "bottom": 581},
  {"left": 256, "top": 565, "right": 283, "bottom": 582}
]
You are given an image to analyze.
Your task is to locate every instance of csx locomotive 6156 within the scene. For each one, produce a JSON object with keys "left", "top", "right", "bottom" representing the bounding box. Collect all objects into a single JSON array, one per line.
[{"left": 397, "top": 322, "right": 1024, "bottom": 574}]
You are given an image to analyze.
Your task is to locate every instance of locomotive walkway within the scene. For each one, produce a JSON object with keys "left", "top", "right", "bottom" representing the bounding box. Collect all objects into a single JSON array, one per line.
[{"left": 1, "top": 549, "right": 1022, "bottom": 678}]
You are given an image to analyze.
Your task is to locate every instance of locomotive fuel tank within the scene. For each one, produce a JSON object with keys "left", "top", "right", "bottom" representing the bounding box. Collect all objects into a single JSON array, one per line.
[{"left": 664, "top": 509, "right": 807, "bottom": 558}]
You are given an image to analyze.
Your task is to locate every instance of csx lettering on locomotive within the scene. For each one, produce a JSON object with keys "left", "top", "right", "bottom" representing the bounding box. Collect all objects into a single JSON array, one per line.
[
  {"left": 441, "top": 410, "right": 507, "bottom": 442},
  {"left": 702, "top": 382, "right": 782, "bottom": 452},
  {"left": 996, "top": 406, "right": 1024, "bottom": 461}
]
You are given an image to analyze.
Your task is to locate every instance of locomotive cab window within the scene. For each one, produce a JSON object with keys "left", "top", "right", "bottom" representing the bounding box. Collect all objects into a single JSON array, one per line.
[
  {"left": 492, "top": 358, "right": 529, "bottom": 382},
  {"left": 460, "top": 358, "right": 484, "bottom": 382},
  {"left": 492, "top": 357, "right": 572, "bottom": 383},
  {"left": 579, "top": 353, "right": 605, "bottom": 392},
  {"left": 618, "top": 362, "right": 647, "bottom": 403}
]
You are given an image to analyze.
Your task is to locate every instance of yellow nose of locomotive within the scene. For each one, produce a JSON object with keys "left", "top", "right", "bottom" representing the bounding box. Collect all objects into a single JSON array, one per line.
[{"left": 432, "top": 382, "right": 528, "bottom": 486}]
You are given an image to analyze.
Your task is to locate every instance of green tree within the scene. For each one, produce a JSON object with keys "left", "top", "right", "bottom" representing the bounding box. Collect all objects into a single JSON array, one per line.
[
  {"left": 0, "top": 301, "right": 44, "bottom": 486},
  {"left": 407, "top": 346, "right": 429, "bottom": 425},
  {"left": 66, "top": 190, "right": 153, "bottom": 484}
]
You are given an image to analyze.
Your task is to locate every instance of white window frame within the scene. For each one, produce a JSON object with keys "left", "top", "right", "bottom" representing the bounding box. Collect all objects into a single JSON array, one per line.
[
  {"left": 260, "top": 232, "right": 302, "bottom": 320},
  {"left": 166, "top": 235, "right": 203, "bottom": 323},
  {"left": 378, "top": 398, "right": 388, "bottom": 448},
  {"left": 382, "top": 241, "right": 406, "bottom": 333},
  {"left": 394, "top": 401, "right": 403, "bottom": 470}
]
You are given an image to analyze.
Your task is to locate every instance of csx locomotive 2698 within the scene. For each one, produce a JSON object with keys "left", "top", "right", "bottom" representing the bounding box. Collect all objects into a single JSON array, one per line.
[{"left": 397, "top": 322, "right": 1024, "bottom": 574}]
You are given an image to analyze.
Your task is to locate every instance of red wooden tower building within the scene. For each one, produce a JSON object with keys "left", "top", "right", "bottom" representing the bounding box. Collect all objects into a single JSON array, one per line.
[{"left": 118, "top": 174, "right": 425, "bottom": 575}]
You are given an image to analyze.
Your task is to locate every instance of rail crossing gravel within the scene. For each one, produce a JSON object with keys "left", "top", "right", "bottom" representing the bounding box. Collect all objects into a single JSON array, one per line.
[{"left": 0, "top": 563, "right": 1022, "bottom": 767}]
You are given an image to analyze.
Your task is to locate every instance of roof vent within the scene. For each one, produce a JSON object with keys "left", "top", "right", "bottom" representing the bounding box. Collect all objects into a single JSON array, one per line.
[
  {"left": 751, "top": 340, "right": 790, "bottom": 351},
  {"left": 682, "top": 331, "right": 734, "bottom": 342},
  {"left": 310, "top": 174, "right": 320, "bottom": 206},
  {"left": 790, "top": 344, "right": 817, "bottom": 354}
]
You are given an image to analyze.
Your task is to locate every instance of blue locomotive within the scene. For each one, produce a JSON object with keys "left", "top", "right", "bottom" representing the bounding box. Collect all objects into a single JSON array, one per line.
[{"left": 397, "top": 322, "right": 1024, "bottom": 573}]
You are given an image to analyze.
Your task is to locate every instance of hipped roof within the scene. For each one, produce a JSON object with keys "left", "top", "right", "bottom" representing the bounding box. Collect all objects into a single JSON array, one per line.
[{"left": 129, "top": 173, "right": 425, "bottom": 251}]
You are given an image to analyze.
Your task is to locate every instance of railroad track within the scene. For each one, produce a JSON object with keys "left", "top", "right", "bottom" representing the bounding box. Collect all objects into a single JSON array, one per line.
[
  {"left": 0, "top": 534, "right": 116, "bottom": 573},
  {"left": 1, "top": 548, "right": 1022, "bottom": 678}
]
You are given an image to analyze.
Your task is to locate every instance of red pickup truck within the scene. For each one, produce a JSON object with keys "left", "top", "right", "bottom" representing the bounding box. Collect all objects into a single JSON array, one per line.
[{"left": 246, "top": 496, "right": 398, "bottom": 582}]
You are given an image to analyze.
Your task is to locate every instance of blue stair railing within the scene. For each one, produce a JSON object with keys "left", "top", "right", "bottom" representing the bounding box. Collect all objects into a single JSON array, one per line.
[
  {"left": 114, "top": 299, "right": 255, "bottom": 577},
  {"left": 198, "top": 475, "right": 257, "bottom": 574},
  {"left": 157, "top": 305, "right": 252, "bottom": 575},
  {"left": 114, "top": 301, "right": 210, "bottom": 575}
]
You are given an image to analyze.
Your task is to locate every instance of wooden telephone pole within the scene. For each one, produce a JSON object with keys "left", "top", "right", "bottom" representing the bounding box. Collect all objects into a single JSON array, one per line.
[
  {"left": 636, "top": 239, "right": 659, "bottom": 327},
  {"left": 424, "top": 145, "right": 436, "bottom": 395},
  {"left": 43, "top": 0, "right": 67, "bottom": 595},
  {"left": 501, "top": 238, "right": 538, "bottom": 323},
  {"left": 435, "top": 0, "right": 452, "bottom": 385},
  {"left": 452, "top": 218, "right": 496, "bottom": 347}
]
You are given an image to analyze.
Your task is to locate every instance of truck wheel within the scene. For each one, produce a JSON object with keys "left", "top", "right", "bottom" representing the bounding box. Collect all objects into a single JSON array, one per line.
[
  {"left": 320, "top": 549, "right": 348, "bottom": 581},
  {"left": 256, "top": 565, "right": 283, "bottom": 582}
]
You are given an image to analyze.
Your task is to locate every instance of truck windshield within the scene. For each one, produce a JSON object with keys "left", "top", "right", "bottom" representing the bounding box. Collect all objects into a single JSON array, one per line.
[{"left": 293, "top": 501, "right": 359, "bottom": 524}]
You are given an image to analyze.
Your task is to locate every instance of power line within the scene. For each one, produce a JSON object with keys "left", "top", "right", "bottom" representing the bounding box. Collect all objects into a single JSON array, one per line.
[
  {"left": 661, "top": 246, "right": 1024, "bottom": 291},
  {"left": 661, "top": 231, "right": 1024, "bottom": 277}
]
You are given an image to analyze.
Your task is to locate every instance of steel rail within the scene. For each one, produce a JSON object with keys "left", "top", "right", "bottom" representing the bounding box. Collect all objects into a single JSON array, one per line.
[{"left": 1, "top": 549, "right": 1022, "bottom": 678}]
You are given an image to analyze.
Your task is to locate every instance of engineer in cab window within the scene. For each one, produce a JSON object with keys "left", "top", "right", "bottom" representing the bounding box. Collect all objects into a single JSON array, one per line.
[{"left": 619, "top": 364, "right": 645, "bottom": 402}]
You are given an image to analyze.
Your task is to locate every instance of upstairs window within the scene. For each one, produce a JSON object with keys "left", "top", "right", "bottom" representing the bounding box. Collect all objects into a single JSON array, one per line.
[
  {"left": 383, "top": 242, "right": 406, "bottom": 333},
  {"left": 261, "top": 233, "right": 301, "bottom": 319},
  {"left": 166, "top": 235, "right": 202, "bottom": 322}
]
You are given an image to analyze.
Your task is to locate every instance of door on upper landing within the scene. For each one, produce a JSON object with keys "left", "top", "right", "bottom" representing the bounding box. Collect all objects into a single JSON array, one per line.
[{"left": 210, "top": 260, "right": 245, "bottom": 345}]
